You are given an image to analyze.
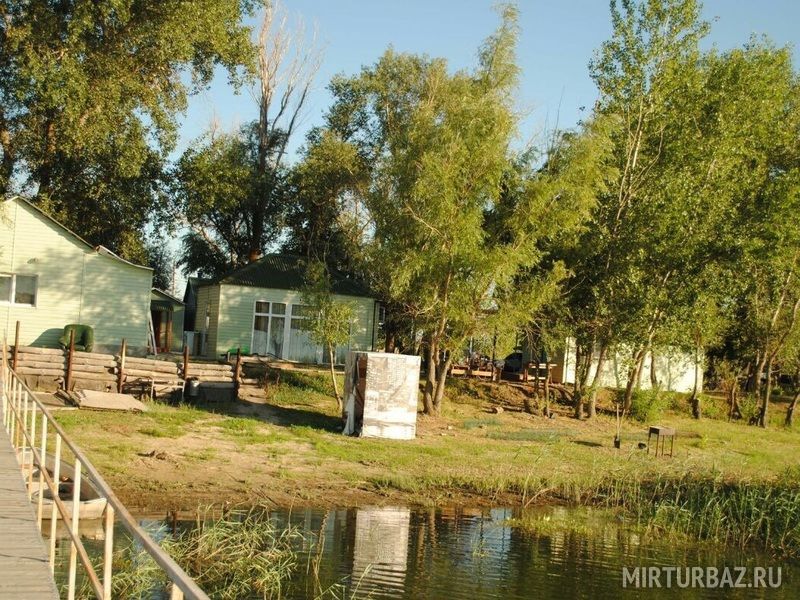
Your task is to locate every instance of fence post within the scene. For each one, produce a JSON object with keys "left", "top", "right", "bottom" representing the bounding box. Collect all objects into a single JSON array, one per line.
[
  {"left": 13, "top": 320, "right": 20, "bottom": 371},
  {"left": 49, "top": 433, "right": 62, "bottom": 571},
  {"left": 65, "top": 329, "right": 75, "bottom": 391},
  {"left": 67, "top": 459, "right": 83, "bottom": 600},
  {"left": 182, "top": 344, "right": 189, "bottom": 381},
  {"left": 234, "top": 347, "right": 242, "bottom": 396},
  {"left": 103, "top": 504, "right": 115, "bottom": 600},
  {"left": 117, "top": 338, "right": 127, "bottom": 393},
  {"left": 27, "top": 405, "right": 36, "bottom": 495},
  {"left": 37, "top": 417, "right": 47, "bottom": 529}
]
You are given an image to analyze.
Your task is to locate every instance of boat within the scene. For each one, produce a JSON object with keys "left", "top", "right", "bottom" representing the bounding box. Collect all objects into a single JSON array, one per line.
[{"left": 25, "top": 456, "right": 108, "bottom": 521}]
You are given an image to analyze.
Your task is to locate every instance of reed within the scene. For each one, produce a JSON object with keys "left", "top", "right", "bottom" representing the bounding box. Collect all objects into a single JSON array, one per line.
[
  {"left": 165, "top": 507, "right": 302, "bottom": 600},
  {"left": 589, "top": 473, "right": 800, "bottom": 556}
]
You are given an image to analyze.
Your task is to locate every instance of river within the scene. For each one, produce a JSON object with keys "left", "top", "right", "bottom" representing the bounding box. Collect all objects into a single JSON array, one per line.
[{"left": 51, "top": 505, "right": 797, "bottom": 599}]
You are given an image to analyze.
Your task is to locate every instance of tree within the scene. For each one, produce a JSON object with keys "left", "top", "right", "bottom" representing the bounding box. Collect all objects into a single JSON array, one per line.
[
  {"left": 1, "top": 0, "right": 259, "bottom": 258},
  {"left": 174, "top": 0, "right": 321, "bottom": 276},
  {"left": 174, "top": 124, "right": 289, "bottom": 278},
  {"left": 698, "top": 43, "right": 800, "bottom": 427},
  {"left": 300, "top": 261, "right": 355, "bottom": 410},
  {"left": 316, "top": 6, "right": 613, "bottom": 415},
  {"left": 282, "top": 129, "right": 369, "bottom": 272},
  {"left": 564, "top": 0, "right": 717, "bottom": 417}
]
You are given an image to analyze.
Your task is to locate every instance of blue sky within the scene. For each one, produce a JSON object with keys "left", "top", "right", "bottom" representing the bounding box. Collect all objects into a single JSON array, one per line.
[{"left": 175, "top": 0, "right": 800, "bottom": 162}]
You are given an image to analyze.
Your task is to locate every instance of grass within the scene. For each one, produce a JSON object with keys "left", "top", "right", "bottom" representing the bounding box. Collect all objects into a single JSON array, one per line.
[{"left": 52, "top": 370, "right": 800, "bottom": 556}]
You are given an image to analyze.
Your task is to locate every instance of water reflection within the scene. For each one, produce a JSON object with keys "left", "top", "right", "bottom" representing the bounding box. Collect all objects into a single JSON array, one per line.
[
  {"left": 48, "top": 505, "right": 797, "bottom": 599},
  {"left": 282, "top": 505, "right": 796, "bottom": 600}
]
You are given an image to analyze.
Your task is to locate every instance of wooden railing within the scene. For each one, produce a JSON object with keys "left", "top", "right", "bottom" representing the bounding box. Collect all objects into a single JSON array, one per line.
[{"left": 1, "top": 347, "right": 209, "bottom": 600}]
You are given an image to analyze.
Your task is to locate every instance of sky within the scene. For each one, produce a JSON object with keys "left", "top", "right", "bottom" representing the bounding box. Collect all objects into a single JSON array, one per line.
[{"left": 175, "top": 0, "right": 800, "bottom": 162}]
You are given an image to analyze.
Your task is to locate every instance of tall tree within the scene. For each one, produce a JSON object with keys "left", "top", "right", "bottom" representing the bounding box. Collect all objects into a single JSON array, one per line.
[
  {"left": 174, "top": 0, "right": 320, "bottom": 275},
  {"left": 565, "top": 0, "right": 711, "bottom": 416},
  {"left": 318, "top": 6, "right": 613, "bottom": 415},
  {"left": 0, "top": 0, "right": 259, "bottom": 259}
]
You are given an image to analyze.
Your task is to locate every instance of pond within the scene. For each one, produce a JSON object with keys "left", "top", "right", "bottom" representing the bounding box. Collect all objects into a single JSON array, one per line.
[{"left": 51, "top": 505, "right": 797, "bottom": 599}]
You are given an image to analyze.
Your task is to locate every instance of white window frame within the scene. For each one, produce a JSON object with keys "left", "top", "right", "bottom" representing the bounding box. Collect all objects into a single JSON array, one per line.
[
  {"left": 250, "top": 300, "right": 290, "bottom": 358},
  {"left": 0, "top": 273, "right": 38, "bottom": 308}
]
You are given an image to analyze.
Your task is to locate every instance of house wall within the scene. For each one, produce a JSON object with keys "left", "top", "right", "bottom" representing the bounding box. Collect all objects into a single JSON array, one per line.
[
  {"left": 209, "top": 283, "right": 376, "bottom": 360},
  {"left": 0, "top": 199, "right": 152, "bottom": 352},
  {"left": 170, "top": 304, "right": 185, "bottom": 352},
  {"left": 559, "top": 339, "right": 702, "bottom": 394},
  {"left": 193, "top": 284, "right": 221, "bottom": 356}
]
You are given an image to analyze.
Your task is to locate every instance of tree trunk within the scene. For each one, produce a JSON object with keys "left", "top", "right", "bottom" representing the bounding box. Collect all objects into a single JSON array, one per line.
[
  {"left": 753, "top": 351, "right": 767, "bottom": 403},
  {"left": 573, "top": 343, "right": 593, "bottom": 419},
  {"left": 587, "top": 344, "right": 608, "bottom": 419},
  {"left": 757, "top": 359, "right": 774, "bottom": 428},
  {"left": 328, "top": 344, "right": 342, "bottom": 411},
  {"left": 649, "top": 350, "right": 658, "bottom": 389},
  {"left": 422, "top": 340, "right": 437, "bottom": 415},
  {"left": 690, "top": 343, "right": 701, "bottom": 419},
  {"left": 622, "top": 347, "right": 646, "bottom": 412},
  {"left": 433, "top": 353, "right": 452, "bottom": 413},
  {"left": 786, "top": 391, "right": 800, "bottom": 427}
]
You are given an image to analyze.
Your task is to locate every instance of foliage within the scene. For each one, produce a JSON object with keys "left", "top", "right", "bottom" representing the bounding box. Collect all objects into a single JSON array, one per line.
[
  {"left": 624, "top": 388, "right": 668, "bottom": 423},
  {"left": 173, "top": 1, "right": 321, "bottom": 276},
  {"left": 0, "top": 0, "right": 259, "bottom": 258},
  {"left": 173, "top": 124, "right": 289, "bottom": 277},
  {"left": 316, "top": 5, "right": 613, "bottom": 414},
  {"left": 300, "top": 260, "right": 356, "bottom": 405}
]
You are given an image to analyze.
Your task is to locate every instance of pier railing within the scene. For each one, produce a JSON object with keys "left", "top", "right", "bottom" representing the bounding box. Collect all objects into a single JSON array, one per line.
[{"left": 1, "top": 345, "right": 209, "bottom": 600}]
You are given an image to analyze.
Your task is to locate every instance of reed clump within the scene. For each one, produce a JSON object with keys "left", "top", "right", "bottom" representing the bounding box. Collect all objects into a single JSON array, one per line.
[
  {"left": 590, "top": 473, "right": 800, "bottom": 556},
  {"left": 165, "top": 507, "right": 302, "bottom": 600}
]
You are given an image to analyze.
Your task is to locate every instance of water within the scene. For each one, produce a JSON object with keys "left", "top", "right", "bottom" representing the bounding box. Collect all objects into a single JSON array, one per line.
[{"left": 50, "top": 505, "right": 798, "bottom": 599}]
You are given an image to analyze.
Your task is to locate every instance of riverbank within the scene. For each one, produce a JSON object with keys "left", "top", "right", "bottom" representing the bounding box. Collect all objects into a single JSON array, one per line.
[{"left": 53, "top": 371, "right": 800, "bottom": 550}]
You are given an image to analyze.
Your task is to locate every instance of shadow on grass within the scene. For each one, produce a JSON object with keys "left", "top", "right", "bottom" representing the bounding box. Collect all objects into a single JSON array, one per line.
[{"left": 194, "top": 398, "right": 343, "bottom": 433}]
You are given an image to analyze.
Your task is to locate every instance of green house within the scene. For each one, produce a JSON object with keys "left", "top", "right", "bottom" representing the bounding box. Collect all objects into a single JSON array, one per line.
[
  {"left": 190, "top": 254, "right": 379, "bottom": 361},
  {"left": 1, "top": 196, "right": 153, "bottom": 353}
]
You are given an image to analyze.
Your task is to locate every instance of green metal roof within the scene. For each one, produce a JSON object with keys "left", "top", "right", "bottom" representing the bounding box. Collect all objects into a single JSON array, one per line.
[{"left": 212, "top": 253, "right": 374, "bottom": 298}]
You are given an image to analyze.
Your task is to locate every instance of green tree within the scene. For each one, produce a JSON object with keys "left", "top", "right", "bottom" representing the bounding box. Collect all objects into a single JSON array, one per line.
[
  {"left": 318, "top": 6, "right": 613, "bottom": 415},
  {"left": 565, "top": 0, "right": 714, "bottom": 417},
  {"left": 1, "top": 0, "right": 259, "bottom": 258},
  {"left": 174, "top": 124, "right": 289, "bottom": 278},
  {"left": 300, "top": 261, "right": 355, "bottom": 409},
  {"left": 174, "top": 1, "right": 320, "bottom": 275}
]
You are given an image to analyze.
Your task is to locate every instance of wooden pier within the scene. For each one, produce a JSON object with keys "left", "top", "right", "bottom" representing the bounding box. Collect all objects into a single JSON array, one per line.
[{"left": 0, "top": 426, "right": 59, "bottom": 599}]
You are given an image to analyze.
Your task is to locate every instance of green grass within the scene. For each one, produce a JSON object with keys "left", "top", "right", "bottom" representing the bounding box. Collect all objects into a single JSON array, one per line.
[
  {"left": 51, "top": 371, "right": 800, "bottom": 557},
  {"left": 215, "top": 417, "right": 273, "bottom": 445}
]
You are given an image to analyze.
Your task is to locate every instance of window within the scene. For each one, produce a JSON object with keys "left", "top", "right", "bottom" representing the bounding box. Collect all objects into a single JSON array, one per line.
[
  {"left": 287, "top": 304, "right": 318, "bottom": 363},
  {"left": 252, "top": 302, "right": 286, "bottom": 357},
  {"left": 0, "top": 273, "right": 37, "bottom": 306}
]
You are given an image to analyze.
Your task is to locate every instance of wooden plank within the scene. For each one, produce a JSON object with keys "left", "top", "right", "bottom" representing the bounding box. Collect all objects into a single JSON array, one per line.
[
  {"left": 0, "top": 426, "right": 59, "bottom": 599},
  {"left": 14, "top": 347, "right": 64, "bottom": 356},
  {"left": 75, "top": 390, "right": 148, "bottom": 412}
]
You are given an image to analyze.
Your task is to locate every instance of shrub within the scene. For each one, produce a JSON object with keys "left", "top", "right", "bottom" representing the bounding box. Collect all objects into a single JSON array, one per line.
[{"left": 627, "top": 388, "right": 668, "bottom": 422}]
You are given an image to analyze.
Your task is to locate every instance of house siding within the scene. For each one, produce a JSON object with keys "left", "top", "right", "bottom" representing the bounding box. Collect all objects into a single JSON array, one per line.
[
  {"left": 0, "top": 198, "right": 152, "bottom": 352},
  {"left": 211, "top": 283, "right": 376, "bottom": 359},
  {"left": 194, "top": 284, "right": 221, "bottom": 356}
]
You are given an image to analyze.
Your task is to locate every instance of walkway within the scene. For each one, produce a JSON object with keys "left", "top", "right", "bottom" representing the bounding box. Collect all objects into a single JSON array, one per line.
[{"left": 0, "top": 424, "right": 59, "bottom": 599}]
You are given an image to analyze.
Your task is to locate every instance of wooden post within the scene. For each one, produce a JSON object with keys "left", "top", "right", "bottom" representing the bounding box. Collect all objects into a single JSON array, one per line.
[
  {"left": 67, "top": 459, "right": 82, "bottom": 600},
  {"left": 102, "top": 505, "right": 115, "bottom": 600},
  {"left": 182, "top": 344, "right": 189, "bottom": 381},
  {"left": 49, "top": 433, "right": 62, "bottom": 571},
  {"left": 117, "top": 339, "right": 127, "bottom": 393},
  {"left": 65, "top": 329, "right": 75, "bottom": 391},
  {"left": 234, "top": 347, "right": 242, "bottom": 396},
  {"left": 13, "top": 320, "right": 20, "bottom": 371}
]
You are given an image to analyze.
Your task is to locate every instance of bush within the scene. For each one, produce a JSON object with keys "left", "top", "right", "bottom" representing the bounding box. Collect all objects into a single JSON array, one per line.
[
  {"left": 737, "top": 394, "right": 761, "bottom": 423},
  {"left": 627, "top": 388, "right": 668, "bottom": 422}
]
